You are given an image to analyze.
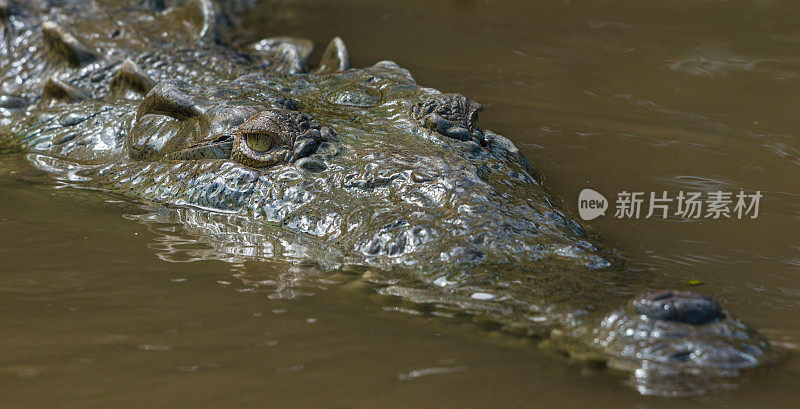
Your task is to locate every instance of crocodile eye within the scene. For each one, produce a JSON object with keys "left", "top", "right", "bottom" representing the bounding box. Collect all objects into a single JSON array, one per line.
[
  {"left": 231, "top": 110, "right": 327, "bottom": 169},
  {"left": 232, "top": 129, "right": 290, "bottom": 168},
  {"left": 244, "top": 132, "right": 276, "bottom": 153}
]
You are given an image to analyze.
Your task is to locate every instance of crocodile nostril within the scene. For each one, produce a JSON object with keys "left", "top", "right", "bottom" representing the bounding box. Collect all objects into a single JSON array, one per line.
[
  {"left": 411, "top": 93, "right": 485, "bottom": 144},
  {"left": 634, "top": 290, "right": 723, "bottom": 325}
]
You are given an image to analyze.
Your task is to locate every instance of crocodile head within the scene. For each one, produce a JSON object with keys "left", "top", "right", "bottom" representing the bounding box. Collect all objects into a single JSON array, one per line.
[
  {"left": 0, "top": 2, "right": 772, "bottom": 395},
  {"left": 91, "top": 63, "right": 770, "bottom": 393}
]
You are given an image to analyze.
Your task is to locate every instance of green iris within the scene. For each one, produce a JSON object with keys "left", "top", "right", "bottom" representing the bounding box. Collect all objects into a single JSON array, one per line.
[{"left": 245, "top": 133, "right": 275, "bottom": 153}]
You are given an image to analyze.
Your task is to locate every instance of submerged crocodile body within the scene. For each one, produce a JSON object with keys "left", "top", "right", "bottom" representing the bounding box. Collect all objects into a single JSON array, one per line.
[{"left": 0, "top": 0, "right": 772, "bottom": 396}]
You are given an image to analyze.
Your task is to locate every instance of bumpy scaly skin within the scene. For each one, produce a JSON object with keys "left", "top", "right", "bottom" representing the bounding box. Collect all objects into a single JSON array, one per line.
[
  {"left": 0, "top": 0, "right": 772, "bottom": 395},
  {"left": 412, "top": 93, "right": 485, "bottom": 144}
]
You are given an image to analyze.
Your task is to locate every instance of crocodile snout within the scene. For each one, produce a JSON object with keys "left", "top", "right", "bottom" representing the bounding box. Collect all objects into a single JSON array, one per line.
[
  {"left": 589, "top": 290, "right": 771, "bottom": 377},
  {"left": 633, "top": 290, "right": 723, "bottom": 325}
]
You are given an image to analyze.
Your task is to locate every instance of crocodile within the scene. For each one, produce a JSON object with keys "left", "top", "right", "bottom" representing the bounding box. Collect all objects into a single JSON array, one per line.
[{"left": 0, "top": 0, "right": 773, "bottom": 396}]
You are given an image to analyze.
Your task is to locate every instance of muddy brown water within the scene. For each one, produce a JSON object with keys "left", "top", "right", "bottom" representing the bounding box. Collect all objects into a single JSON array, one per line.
[{"left": 2, "top": 0, "right": 800, "bottom": 407}]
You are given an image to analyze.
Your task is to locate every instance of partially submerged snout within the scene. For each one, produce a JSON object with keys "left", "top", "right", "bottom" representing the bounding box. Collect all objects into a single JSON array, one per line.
[
  {"left": 587, "top": 290, "right": 771, "bottom": 395},
  {"left": 597, "top": 291, "right": 768, "bottom": 369}
]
